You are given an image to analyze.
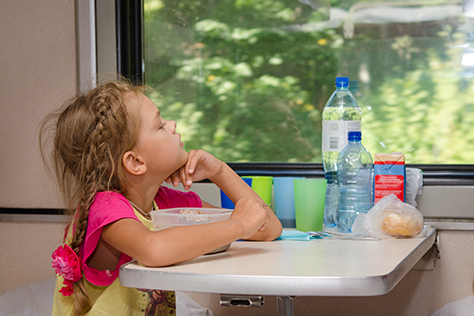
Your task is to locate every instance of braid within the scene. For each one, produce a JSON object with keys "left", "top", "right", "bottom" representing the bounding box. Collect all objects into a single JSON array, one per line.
[
  {"left": 69, "top": 182, "right": 96, "bottom": 315},
  {"left": 70, "top": 93, "right": 118, "bottom": 254},
  {"left": 69, "top": 114, "right": 111, "bottom": 314},
  {"left": 40, "top": 79, "right": 146, "bottom": 315}
]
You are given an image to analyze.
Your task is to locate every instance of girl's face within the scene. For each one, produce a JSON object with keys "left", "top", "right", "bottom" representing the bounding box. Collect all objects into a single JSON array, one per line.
[{"left": 134, "top": 94, "right": 188, "bottom": 177}]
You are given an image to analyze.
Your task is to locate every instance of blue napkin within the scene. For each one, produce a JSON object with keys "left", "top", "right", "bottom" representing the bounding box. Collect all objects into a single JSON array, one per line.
[{"left": 276, "top": 229, "right": 322, "bottom": 241}]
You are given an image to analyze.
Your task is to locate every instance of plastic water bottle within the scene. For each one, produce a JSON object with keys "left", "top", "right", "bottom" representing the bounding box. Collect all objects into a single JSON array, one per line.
[
  {"left": 323, "top": 172, "right": 339, "bottom": 228},
  {"left": 322, "top": 77, "right": 361, "bottom": 228},
  {"left": 337, "top": 131, "right": 373, "bottom": 233}
]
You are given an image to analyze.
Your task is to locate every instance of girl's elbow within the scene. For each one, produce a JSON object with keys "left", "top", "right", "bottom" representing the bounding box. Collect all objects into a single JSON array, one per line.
[
  {"left": 265, "top": 226, "right": 283, "bottom": 241},
  {"left": 136, "top": 251, "right": 175, "bottom": 267},
  {"left": 264, "top": 220, "right": 283, "bottom": 241},
  {"left": 248, "top": 224, "right": 283, "bottom": 241},
  {"left": 134, "top": 237, "right": 176, "bottom": 267}
]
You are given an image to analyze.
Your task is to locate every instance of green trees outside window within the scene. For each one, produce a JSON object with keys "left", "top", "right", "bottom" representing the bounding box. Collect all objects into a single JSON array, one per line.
[{"left": 144, "top": 0, "right": 474, "bottom": 164}]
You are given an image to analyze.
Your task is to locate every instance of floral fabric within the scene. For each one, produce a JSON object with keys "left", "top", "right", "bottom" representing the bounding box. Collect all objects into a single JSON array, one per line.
[{"left": 51, "top": 244, "right": 82, "bottom": 296}]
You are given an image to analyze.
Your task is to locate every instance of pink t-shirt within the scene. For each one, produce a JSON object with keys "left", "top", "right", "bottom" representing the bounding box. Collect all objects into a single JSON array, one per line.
[{"left": 79, "top": 186, "right": 202, "bottom": 286}]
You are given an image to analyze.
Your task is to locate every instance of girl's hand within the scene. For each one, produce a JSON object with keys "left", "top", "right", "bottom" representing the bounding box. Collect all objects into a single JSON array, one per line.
[
  {"left": 167, "top": 150, "right": 224, "bottom": 190},
  {"left": 230, "top": 198, "right": 270, "bottom": 239},
  {"left": 166, "top": 150, "right": 282, "bottom": 241}
]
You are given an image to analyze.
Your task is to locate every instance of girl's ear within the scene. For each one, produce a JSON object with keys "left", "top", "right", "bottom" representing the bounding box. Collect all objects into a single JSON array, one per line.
[{"left": 122, "top": 151, "right": 147, "bottom": 175}]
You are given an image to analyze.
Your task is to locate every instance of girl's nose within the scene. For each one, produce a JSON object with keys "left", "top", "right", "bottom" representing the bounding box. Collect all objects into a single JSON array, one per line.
[{"left": 169, "top": 120, "right": 177, "bottom": 133}]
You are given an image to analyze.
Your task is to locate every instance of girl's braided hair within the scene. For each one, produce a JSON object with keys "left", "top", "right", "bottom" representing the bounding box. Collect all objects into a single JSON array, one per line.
[{"left": 40, "top": 79, "right": 145, "bottom": 315}]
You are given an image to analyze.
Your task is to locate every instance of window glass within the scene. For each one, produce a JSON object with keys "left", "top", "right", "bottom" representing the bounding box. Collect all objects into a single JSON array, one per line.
[{"left": 143, "top": 0, "right": 474, "bottom": 164}]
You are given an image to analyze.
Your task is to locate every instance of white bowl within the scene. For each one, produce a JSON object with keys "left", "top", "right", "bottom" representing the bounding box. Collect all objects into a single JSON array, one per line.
[{"left": 151, "top": 207, "right": 233, "bottom": 254}]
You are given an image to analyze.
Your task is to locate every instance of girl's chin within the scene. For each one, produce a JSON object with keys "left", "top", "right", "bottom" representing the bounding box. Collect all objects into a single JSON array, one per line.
[{"left": 180, "top": 151, "right": 189, "bottom": 164}]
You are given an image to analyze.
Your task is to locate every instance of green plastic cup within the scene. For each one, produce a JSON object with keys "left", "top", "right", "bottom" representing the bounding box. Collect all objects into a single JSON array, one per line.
[
  {"left": 293, "top": 178, "right": 327, "bottom": 232},
  {"left": 243, "top": 176, "right": 273, "bottom": 206}
]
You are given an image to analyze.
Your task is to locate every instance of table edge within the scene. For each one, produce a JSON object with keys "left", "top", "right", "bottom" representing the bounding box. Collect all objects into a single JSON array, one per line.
[{"left": 120, "top": 228, "right": 436, "bottom": 297}]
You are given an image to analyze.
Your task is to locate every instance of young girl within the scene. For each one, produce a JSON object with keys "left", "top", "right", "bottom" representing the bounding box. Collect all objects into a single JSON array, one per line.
[{"left": 41, "top": 80, "right": 282, "bottom": 316}]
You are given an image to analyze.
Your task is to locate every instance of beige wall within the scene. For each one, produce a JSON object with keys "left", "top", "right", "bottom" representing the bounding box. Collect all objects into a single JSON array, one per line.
[
  {"left": 0, "top": 221, "right": 65, "bottom": 291},
  {"left": 1, "top": 1, "right": 474, "bottom": 315},
  {"left": 0, "top": 0, "right": 75, "bottom": 298},
  {"left": 0, "top": 0, "right": 75, "bottom": 210}
]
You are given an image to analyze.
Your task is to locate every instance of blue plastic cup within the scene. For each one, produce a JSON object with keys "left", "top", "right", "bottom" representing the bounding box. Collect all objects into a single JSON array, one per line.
[
  {"left": 274, "top": 177, "right": 304, "bottom": 228},
  {"left": 220, "top": 177, "right": 253, "bottom": 209}
]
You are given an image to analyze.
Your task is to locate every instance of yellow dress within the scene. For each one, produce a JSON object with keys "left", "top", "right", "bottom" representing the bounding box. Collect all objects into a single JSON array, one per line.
[{"left": 52, "top": 200, "right": 176, "bottom": 316}]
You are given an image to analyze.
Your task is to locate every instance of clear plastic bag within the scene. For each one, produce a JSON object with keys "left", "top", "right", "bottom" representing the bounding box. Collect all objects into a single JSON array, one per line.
[{"left": 352, "top": 194, "right": 425, "bottom": 238}]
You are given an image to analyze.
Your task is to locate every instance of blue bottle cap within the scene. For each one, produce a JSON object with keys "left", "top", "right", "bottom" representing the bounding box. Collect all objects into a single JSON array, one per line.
[
  {"left": 348, "top": 131, "right": 361, "bottom": 141},
  {"left": 335, "top": 77, "right": 349, "bottom": 86}
]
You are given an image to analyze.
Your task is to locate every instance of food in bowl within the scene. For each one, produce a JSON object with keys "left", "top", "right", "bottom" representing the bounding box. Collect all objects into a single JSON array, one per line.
[
  {"left": 179, "top": 209, "right": 204, "bottom": 215},
  {"left": 151, "top": 207, "right": 232, "bottom": 230},
  {"left": 151, "top": 207, "right": 233, "bottom": 254}
]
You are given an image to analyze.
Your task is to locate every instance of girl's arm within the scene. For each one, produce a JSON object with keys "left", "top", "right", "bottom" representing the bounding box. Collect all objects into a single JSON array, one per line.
[
  {"left": 172, "top": 150, "right": 283, "bottom": 241},
  {"left": 101, "top": 198, "right": 268, "bottom": 267},
  {"left": 207, "top": 162, "right": 282, "bottom": 241}
]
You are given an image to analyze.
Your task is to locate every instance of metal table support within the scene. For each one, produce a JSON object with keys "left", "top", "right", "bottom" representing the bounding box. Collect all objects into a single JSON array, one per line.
[{"left": 277, "top": 296, "right": 295, "bottom": 316}]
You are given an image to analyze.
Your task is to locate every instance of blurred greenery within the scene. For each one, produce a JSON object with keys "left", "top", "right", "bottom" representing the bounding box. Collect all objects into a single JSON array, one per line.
[{"left": 144, "top": 0, "right": 474, "bottom": 164}]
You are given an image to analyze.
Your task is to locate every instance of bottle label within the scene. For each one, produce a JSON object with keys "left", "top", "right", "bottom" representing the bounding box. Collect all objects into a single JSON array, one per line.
[{"left": 322, "top": 120, "right": 361, "bottom": 152}]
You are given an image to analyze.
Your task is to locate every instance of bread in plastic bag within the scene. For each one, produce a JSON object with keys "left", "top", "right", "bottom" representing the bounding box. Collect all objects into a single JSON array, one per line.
[{"left": 352, "top": 194, "right": 425, "bottom": 238}]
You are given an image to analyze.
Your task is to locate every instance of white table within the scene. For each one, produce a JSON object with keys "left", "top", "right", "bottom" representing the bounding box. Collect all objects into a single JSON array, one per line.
[{"left": 120, "top": 227, "right": 436, "bottom": 315}]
